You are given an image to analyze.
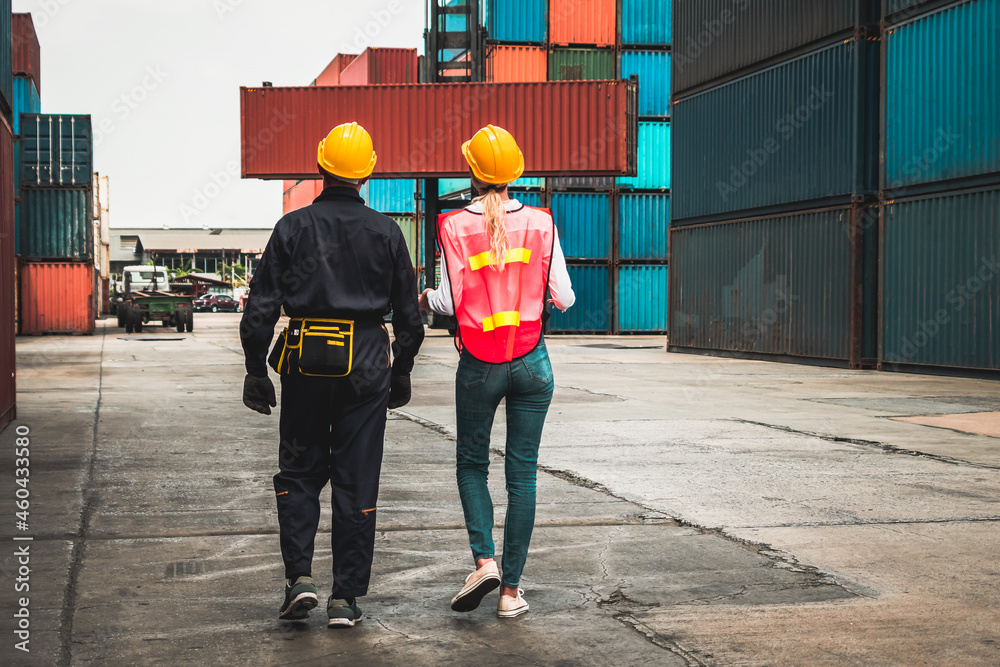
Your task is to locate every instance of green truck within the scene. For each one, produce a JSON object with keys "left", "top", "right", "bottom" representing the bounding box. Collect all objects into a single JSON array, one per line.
[{"left": 114, "top": 266, "right": 194, "bottom": 334}]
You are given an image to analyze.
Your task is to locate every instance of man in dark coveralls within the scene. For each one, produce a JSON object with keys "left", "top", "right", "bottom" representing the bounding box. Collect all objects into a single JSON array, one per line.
[{"left": 240, "top": 122, "right": 424, "bottom": 628}]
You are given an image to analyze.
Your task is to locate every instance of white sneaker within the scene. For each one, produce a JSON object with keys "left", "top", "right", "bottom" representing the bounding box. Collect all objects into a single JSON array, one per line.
[
  {"left": 497, "top": 588, "right": 529, "bottom": 618},
  {"left": 450, "top": 561, "right": 501, "bottom": 612}
]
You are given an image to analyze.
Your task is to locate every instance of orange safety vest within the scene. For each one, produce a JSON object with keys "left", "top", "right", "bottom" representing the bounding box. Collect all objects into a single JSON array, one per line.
[{"left": 438, "top": 204, "right": 555, "bottom": 363}]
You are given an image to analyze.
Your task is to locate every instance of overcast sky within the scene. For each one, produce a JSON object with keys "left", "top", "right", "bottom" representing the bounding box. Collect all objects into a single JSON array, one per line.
[{"left": 12, "top": 0, "right": 425, "bottom": 229}]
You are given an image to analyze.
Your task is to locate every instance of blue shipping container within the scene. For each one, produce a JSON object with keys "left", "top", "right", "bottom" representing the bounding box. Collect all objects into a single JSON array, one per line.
[
  {"left": 510, "top": 189, "right": 543, "bottom": 207},
  {"left": 362, "top": 179, "right": 416, "bottom": 214},
  {"left": 619, "top": 193, "right": 670, "bottom": 259},
  {"left": 551, "top": 192, "right": 610, "bottom": 259},
  {"left": 621, "top": 0, "right": 671, "bottom": 45},
  {"left": 12, "top": 76, "right": 40, "bottom": 135},
  {"left": 548, "top": 264, "right": 611, "bottom": 332},
  {"left": 621, "top": 50, "right": 671, "bottom": 117},
  {"left": 20, "top": 188, "right": 94, "bottom": 261},
  {"left": 438, "top": 178, "right": 470, "bottom": 197},
  {"left": 617, "top": 265, "right": 668, "bottom": 331},
  {"left": 485, "top": 0, "right": 547, "bottom": 43},
  {"left": 20, "top": 114, "right": 94, "bottom": 188},
  {"left": 619, "top": 121, "right": 671, "bottom": 190},
  {"left": 885, "top": 0, "right": 1000, "bottom": 190},
  {"left": 672, "top": 38, "right": 878, "bottom": 221}
]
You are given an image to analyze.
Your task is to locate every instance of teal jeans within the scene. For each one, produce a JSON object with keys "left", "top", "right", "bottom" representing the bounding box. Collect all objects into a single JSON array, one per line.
[{"left": 455, "top": 339, "right": 554, "bottom": 588}]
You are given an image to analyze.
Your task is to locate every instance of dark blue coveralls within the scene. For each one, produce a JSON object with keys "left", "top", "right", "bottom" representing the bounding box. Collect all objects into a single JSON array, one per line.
[{"left": 240, "top": 186, "right": 424, "bottom": 599}]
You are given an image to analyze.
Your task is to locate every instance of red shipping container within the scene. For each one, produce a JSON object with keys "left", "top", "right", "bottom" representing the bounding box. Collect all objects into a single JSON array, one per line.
[
  {"left": 487, "top": 45, "right": 548, "bottom": 83},
  {"left": 0, "top": 116, "right": 15, "bottom": 430},
  {"left": 241, "top": 80, "right": 638, "bottom": 179},
  {"left": 549, "top": 0, "right": 617, "bottom": 46},
  {"left": 315, "top": 54, "right": 359, "bottom": 86},
  {"left": 19, "top": 261, "right": 95, "bottom": 335},
  {"left": 282, "top": 179, "right": 323, "bottom": 215},
  {"left": 339, "top": 48, "right": 418, "bottom": 85},
  {"left": 12, "top": 13, "right": 41, "bottom": 96}
]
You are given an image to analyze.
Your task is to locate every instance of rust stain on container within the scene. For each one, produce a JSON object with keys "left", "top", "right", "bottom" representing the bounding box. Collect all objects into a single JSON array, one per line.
[
  {"left": 241, "top": 80, "right": 638, "bottom": 179},
  {"left": 19, "top": 261, "right": 95, "bottom": 335},
  {"left": 487, "top": 45, "right": 548, "bottom": 83}
]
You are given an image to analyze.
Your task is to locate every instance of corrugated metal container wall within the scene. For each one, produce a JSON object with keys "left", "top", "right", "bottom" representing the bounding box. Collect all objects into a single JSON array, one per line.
[
  {"left": 390, "top": 215, "right": 420, "bottom": 267},
  {"left": 439, "top": 178, "right": 470, "bottom": 196},
  {"left": 550, "top": 192, "right": 611, "bottom": 259},
  {"left": 19, "top": 261, "right": 95, "bottom": 335},
  {"left": 549, "top": 0, "right": 616, "bottom": 46},
  {"left": 881, "top": 186, "right": 1000, "bottom": 371},
  {"left": 315, "top": 53, "right": 358, "bottom": 86},
  {"left": 282, "top": 179, "right": 322, "bottom": 215},
  {"left": 485, "top": 0, "right": 547, "bottom": 43},
  {"left": 340, "top": 48, "right": 418, "bottom": 85},
  {"left": 619, "top": 193, "right": 670, "bottom": 259},
  {"left": 883, "top": 0, "right": 938, "bottom": 22},
  {"left": 20, "top": 188, "right": 94, "bottom": 260},
  {"left": 511, "top": 190, "right": 544, "bottom": 207},
  {"left": 669, "top": 207, "right": 855, "bottom": 360},
  {"left": 672, "top": 0, "right": 872, "bottom": 94},
  {"left": 20, "top": 114, "right": 94, "bottom": 187},
  {"left": 11, "top": 13, "right": 41, "bottom": 96},
  {"left": 0, "top": 117, "right": 15, "bottom": 429},
  {"left": 0, "top": 1, "right": 11, "bottom": 117},
  {"left": 548, "top": 176, "right": 615, "bottom": 190},
  {"left": 618, "top": 121, "right": 670, "bottom": 190},
  {"left": 672, "top": 39, "right": 878, "bottom": 222},
  {"left": 618, "top": 265, "right": 669, "bottom": 331},
  {"left": 548, "top": 264, "right": 611, "bottom": 332},
  {"left": 241, "top": 81, "right": 636, "bottom": 178},
  {"left": 884, "top": 0, "right": 1000, "bottom": 191},
  {"left": 361, "top": 179, "right": 416, "bottom": 214},
  {"left": 622, "top": 0, "right": 672, "bottom": 45},
  {"left": 621, "top": 50, "right": 671, "bottom": 117},
  {"left": 486, "top": 45, "right": 548, "bottom": 82},
  {"left": 12, "top": 76, "right": 40, "bottom": 135},
  {"left": 549, "top": 48, "right": 615, "bottom": 80}
]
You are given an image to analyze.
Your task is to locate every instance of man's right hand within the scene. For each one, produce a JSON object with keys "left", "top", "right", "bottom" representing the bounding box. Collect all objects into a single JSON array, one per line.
[{"left": 243, "top": 374, "right": 276, "bottom": 415}]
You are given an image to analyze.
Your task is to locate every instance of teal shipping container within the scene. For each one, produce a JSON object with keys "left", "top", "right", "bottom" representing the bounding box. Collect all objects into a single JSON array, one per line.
[
  {"left": 20, "top": 114, "right": 94, "bottom": 188},
  {"left": 621, "top": 0, "right": 672, "bottom": 45},
  {"left": 485, "top": 0, "right": 547, "bottom": 43},
  {"left": 619, "top": 121, "right": 670, "bottom": 190},
  {"left": 672, "top": 0, "right": 876, "bottom": 94},
  {"left": 549, "top": 48, "right": 615, "bottom": 81},
  {"left": 0, "top": 1, "right": 11, "bottom": 117},
  {"left": 549, "top": 176, "right": 614, "bottom": 190},
  {"left": 672, "top": 38, "right": 878, "bottom": 222},
  {"left": 883, "top": 0, "right": 939, "bottom": 22},
  {"left": 548, "top": 264, "right": 611, "bottom": 332},
  {"left": 881, "top": 185, "right": 1000, "bottom": 371},
  {"left": 621, "top": 50, "right": 671, "bottom": 117},
  {"left": 20, "top": 188, "right": 94, "bottom": 261},
  {"left": 669, "top": 207, "right": 857, "bottom": 362},
  {"left": 618, "top": 265, "right": 668, "bottom": 332},
  {"left": 510, "top": 189, "right": 543, "bottom": 207},
  {"left": 12, "top": 76, "right": 40, "bottom": 135},
  {"left": 885, "top": 0, "right": 1000, "bottom": 192},
  {"left": 551, "top": 192, "right": 610, "bottom": 259},
  {"left": 619, "top": 193, "right": 669, "bottom": 259},
  {"left": 361, "top": 179, "right": 416, "bottom": 214}
]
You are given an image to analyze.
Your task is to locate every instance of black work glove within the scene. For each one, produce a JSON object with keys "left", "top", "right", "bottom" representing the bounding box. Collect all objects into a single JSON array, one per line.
[
  {"left": 243, "top": 374, "right": 276, "bottom": 415},
  {"left": 387, "top": 374, "right": 411, "bottom": 410}
]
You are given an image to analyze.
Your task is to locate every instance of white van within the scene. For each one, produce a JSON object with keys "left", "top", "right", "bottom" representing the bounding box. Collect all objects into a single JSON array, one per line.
[{"left": 115, "top": 265, "right": 171, "bottom": 294}]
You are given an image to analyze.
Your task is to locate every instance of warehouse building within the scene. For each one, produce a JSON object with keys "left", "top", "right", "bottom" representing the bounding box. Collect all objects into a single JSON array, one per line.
[{"left": 109, "top": 227, "right": 271, "bottom": 280}]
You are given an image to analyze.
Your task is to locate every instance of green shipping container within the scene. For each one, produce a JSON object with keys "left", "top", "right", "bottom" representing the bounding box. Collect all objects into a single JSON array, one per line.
[
  {"left": 548, "top": 48, "right": 615, "bottom": 81},
  {"left": 390, "top": 215, "right": 420, "bottom": 268},
  {"left": 19, "top": 188, "right": 94, "bottom": 261}
]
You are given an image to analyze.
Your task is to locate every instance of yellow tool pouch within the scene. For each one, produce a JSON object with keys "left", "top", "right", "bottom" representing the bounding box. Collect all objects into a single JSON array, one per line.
[{"left": 268, "top": 318, "right": 354, "bottom": 377}]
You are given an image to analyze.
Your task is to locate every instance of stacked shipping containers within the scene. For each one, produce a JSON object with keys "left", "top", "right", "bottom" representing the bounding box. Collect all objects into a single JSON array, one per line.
[
  {"left": 483, "top": 0, "right": 671, "bottom": 333},
  {"left": 668, "top": 0, "right": 881, "bottom": 367},
  {"left": 1, "top": 0, "right": 14, "bottom": 428},
  {"left": 879, "top": 0, "right": 1000, "bottom": 372}
]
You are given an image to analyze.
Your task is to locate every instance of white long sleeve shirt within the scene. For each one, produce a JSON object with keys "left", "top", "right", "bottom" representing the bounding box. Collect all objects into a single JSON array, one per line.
[{"left": 426, "top": 198, "right": 576, "bottom": 316}]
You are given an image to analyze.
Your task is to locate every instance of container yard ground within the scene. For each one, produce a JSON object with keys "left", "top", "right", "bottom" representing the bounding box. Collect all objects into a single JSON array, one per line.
[{"left": 2, "top": 314, "right": 999, "bottom": 666}]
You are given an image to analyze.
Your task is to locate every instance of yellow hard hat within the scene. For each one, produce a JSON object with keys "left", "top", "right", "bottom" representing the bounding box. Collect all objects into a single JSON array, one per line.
[
  {"left": 317, "top": 122, "right": 377, "bottom": 180},
  {"left": 462, "top": 124, "right": 525, "bottom": 185}
]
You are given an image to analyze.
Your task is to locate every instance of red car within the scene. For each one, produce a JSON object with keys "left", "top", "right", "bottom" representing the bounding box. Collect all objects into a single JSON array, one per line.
[{"left": 193, "top": 294, "right": 241, "bottom": 312}]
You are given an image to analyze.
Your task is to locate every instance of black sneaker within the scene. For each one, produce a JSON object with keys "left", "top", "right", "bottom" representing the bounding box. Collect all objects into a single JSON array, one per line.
[
  {"left": 327, "top": 596, "right": 363, "bottom": 628},
  {"left": 279, "top": 576, "right": 319, "bottom": 620}
]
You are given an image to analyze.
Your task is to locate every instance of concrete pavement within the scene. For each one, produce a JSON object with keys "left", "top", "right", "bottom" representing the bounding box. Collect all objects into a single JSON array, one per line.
[{"left": 1, "top": 314, "right": 998, "bottom": 665}]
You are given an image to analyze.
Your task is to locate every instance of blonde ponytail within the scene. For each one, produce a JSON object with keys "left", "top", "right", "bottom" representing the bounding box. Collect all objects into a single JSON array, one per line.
[{"left": 476, "top": 189, "right": 510, "bottom": 272}]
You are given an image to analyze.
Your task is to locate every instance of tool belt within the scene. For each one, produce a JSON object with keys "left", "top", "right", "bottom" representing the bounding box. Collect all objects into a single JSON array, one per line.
[{"left": 268, "top": 318, "right": 355, "bottom": 377}]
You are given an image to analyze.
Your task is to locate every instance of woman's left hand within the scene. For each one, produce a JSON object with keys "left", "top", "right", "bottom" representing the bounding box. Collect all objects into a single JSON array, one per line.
[{"left": 419, "top": 288, "right": 433, "bottom": 312}]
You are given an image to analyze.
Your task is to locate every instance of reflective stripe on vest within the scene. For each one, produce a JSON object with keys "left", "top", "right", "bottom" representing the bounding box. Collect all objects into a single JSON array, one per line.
[
  {"left": 483, "top": 311, "right": 520, "bottom": 332},
  {"left": 469, "top": 248, "right": 532, "bottom": 272}
]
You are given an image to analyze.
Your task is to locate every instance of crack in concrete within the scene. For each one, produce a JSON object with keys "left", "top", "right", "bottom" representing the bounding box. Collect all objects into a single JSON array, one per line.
[
  {"left": 738, "top": 419, "right": 1000, "bottom": 470},
  {"left": 614, "top": 613, "right": 709, "bottom": 667}
]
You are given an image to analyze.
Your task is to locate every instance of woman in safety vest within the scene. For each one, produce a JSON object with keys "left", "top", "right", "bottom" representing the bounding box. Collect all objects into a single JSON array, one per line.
[{"left": 420, "top": 125, "right": 575, "bottom": 618}]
